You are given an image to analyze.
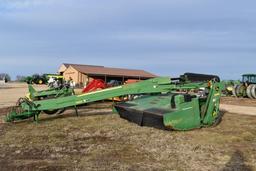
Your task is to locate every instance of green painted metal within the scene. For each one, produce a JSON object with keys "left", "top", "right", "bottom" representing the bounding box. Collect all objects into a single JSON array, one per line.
[
  {"left": 28, "top": 84, "right": 73, "bottom": 100},
  {"left": 6, "top": 77, "right": 173, "bottom": 122},
  {"left": 30, "top": 79, "right": 206, "bottom": 111},
  {"left": 163, "top": 95, "right": 202, "bottom": 130},
  {"left": 221, "top": 80, "right": 240, "bottom": 96},
  {"left": 115, "top": 81, "right": 222, "bottom": 130},
  {"left": 5, "top": 76, "right": 223, "bottom": 131},
  {"left": 5, "top": 85, "right": 74, "bottom": 122}
]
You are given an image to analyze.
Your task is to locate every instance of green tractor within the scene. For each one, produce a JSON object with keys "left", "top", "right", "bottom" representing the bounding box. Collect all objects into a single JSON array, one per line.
[
  {"left": 233, "top": 74, "right": 256, "bottom": 99},
  {"left": 221, "top": 80, "right": 240, "bottom": 96}
]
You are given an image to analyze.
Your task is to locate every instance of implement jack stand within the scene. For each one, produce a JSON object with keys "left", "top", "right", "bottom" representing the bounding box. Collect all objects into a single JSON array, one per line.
[
  {"left": 74, "top": 106, "right": 78, "bottom": 117},
  {"left": 33, "top": 114, "right": 39, "bottom": 123}
]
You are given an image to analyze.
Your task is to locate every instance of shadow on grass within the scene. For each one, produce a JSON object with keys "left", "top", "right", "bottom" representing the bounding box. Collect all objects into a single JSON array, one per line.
[
  {"left": 222, "top": 150, "right": 252, "bottom": 171},
  {"left": 40, "top": 110, "right": 114, "bottom": 122}
]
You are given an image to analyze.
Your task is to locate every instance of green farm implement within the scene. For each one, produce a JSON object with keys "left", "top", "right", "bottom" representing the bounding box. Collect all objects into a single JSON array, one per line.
[
  {"left": 221, "top": 80, "right": 240, "bottom": 96},
  {"left": 27, "top": 84, "right": 74, "bottom": 100},
  {"left": 6, "top": 73, "right": 223, "bottom": 131}
]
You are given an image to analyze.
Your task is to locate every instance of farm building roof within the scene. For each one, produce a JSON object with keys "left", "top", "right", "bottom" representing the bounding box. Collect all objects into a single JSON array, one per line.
[{"left": 63, "top": 63, "right": 157, "bottom": 78}]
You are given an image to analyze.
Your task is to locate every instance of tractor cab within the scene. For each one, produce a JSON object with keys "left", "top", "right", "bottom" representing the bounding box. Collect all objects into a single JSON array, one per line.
[{"left": 242, "top": 74, "right": 256, "bottom": 84}]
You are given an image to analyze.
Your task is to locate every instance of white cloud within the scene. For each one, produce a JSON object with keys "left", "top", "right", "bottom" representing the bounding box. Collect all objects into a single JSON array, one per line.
[{"left": 1, "top": 0, "right": 54, "bottom": 10}]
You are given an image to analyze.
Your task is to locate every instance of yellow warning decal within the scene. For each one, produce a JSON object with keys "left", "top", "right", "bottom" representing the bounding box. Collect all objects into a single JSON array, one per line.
[{"left": 214, "top": 93, "right": 220, "bottom": 97}]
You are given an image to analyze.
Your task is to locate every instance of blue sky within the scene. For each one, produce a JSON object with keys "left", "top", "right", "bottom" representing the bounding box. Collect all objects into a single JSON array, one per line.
[{"left": 0, "top": 0, "right": 255, "bottom": 80}]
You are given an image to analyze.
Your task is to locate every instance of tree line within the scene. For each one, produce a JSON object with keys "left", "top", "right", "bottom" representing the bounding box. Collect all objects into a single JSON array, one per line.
[
  {"left": 0, "top": 73, "right": 11, "bottom": 82},
  {"left": 0, "top": 73, "right": 48, "bottom": 84}
]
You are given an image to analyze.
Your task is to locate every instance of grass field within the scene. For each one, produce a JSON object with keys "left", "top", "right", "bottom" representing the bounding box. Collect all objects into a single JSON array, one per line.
[{"left": 0, "top": 83, "right": 255, "bottom": 171}]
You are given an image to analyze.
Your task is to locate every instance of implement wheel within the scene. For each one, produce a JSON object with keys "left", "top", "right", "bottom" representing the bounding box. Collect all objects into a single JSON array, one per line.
[
  {"left": 235, "top": 84, "right": 246, "bottom": 97},
  {"left": 212, "top": 111, "right": 224, "bottom": 127},
  {"left": 251, "top": 84, "right": 256, "bottom": 99},
  {"left": 232, "top": 85, "right": 238, "bottom": 97},
  {"left": 43, "top": 108, "right": 66, "bottom": 115},
  {"left": 43, "top": 110, "right": 59, "bottom": 115},
  {"left": 246, "top": 84, "right": 254, "bottom": 99}
]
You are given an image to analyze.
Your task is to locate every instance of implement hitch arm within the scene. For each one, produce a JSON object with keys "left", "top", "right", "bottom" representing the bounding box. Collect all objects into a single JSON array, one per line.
[
  {"left": 6, "top": 77, "right": 217, "bottom": 123},
  {"left": 34, "top": 77, "right": 174, "bottom": 111},
  {"left": 6, "top": 77, "right": 174, "bottom": 122}
]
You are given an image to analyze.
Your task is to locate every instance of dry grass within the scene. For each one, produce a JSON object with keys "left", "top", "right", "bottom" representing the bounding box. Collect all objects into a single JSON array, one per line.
[
  {"left": 0, "top": 84, "right": 256, "bottom": 170},
  {"left": 0, "top": 105, "right": 256, "bottom": 171}
]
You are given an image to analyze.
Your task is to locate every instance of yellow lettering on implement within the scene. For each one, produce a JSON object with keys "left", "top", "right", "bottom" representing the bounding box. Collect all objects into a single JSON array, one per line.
[
  {"left": 212, "top": 111, "right": 217, "bottom": 117},
  {"left": 76, "top": 101, "right": 84, "bottom": 105},
  {"left": 214, "top": 93, "right": 220, "bottom": 96}
]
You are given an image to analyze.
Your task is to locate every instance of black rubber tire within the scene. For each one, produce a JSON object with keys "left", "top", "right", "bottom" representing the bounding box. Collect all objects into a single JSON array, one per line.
[
  {"left": 232, "top": 85, "right": 239, "bottom": 97},
  {"left": 212, "top": 111, "right": 224, "bottom": 127},
  {"left": 57, "top": 108, "right": 66, "bottom": 114},
  {"left": 235, "top": 84, "right": 246, "bottom": 97},
  {"left": 251, "top": 84, "right": 256, "bottom": 99},
  {"left": 43, "top": 109, "right": 59, "bottom": 115},
  {"left": 246, "top": 84, "right": 254, "bottom": 99}
]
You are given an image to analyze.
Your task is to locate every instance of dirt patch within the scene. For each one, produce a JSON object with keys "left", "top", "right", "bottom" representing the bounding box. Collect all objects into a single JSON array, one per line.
[
  {"left": 0, "top": 87, "right": 13, "bottom": 89},
  {"left": 0, "top": 107, "right": 12, "bottom": 115},
  {"left": 221, "top": 96, "right": 256, "bottom": 107},
  {"left": 221, "top": 104, "right": 256, "bottom": 116},
  {"left": 0, "top": 83, "right": 47, "bottom": 108}
]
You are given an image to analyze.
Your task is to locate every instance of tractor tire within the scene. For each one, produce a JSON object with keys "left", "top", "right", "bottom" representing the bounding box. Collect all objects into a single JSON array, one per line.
[
  {"left": 246, "top": 84, "right": 254, "bottom": 99},
  {"left": 251, "top": 84, "right": 256, "bottom": 99},
  {"left": 235, "top": 84, "right": 246, "bottom": 98},
  {"left": 232, "top": 85, "right": 239, "bottom": 97}
]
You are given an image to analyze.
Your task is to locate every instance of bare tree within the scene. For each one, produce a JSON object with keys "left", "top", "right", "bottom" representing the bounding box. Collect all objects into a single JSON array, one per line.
[
  {"left": 0, "top": 73, "right": 11, "bottom": 82},
  {"left": 16, "top": 75, "right": 26, "bottom": 82}
]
